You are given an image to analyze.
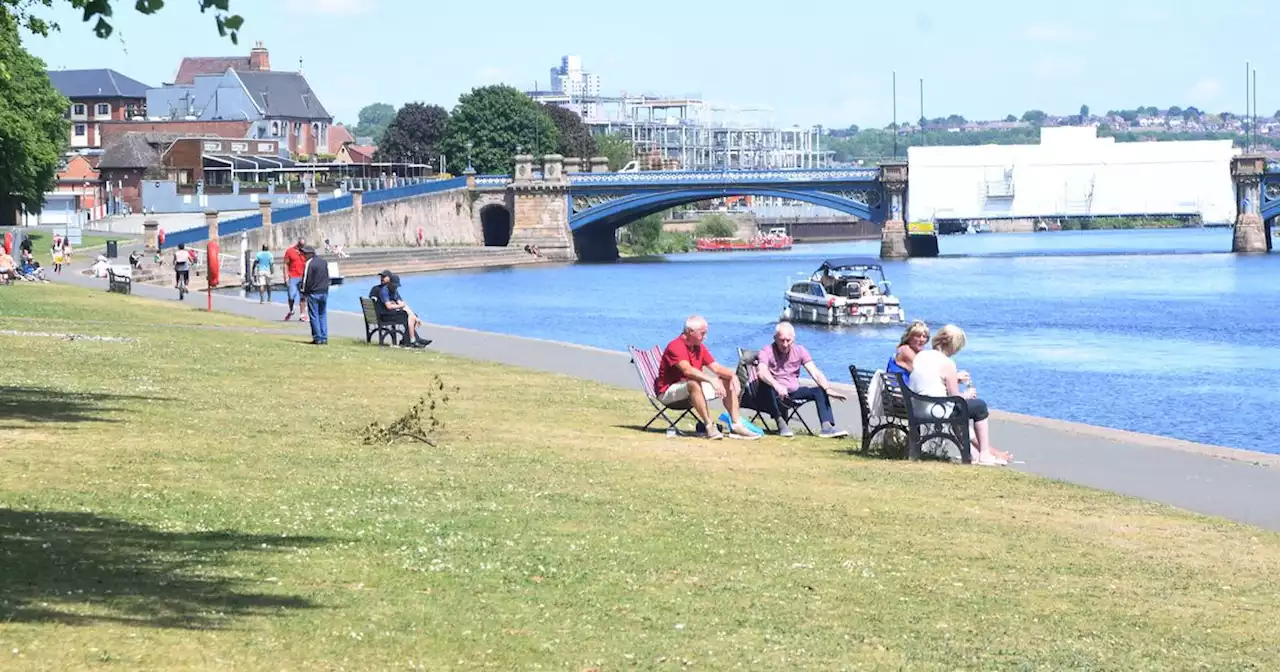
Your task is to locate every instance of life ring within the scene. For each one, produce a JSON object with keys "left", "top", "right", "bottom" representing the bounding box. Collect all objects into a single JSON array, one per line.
[{"left": 206, "top": 241, "right": 220, "bottom": 287}]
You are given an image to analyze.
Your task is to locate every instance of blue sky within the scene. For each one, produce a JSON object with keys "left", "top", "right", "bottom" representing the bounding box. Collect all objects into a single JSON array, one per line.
[{"left": 21, "top": 0, "right": 1280, "bottom": 128}]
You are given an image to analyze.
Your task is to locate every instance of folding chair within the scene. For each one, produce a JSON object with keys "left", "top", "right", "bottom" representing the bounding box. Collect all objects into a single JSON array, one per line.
[
  {"left": 736, "top": 347, "right": 815, "bottom": 435},
  {"left": 628, "top": 344, "right": 696, "bottom": 433}
]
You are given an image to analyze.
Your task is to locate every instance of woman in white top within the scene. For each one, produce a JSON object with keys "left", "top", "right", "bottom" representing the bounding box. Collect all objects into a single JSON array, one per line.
[{"left": 907, "top": 324, "right": 1010, "bottom": 465}]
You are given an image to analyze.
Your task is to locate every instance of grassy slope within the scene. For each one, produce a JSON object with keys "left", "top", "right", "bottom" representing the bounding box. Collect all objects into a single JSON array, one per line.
[{"left": 1, "top": 283, "right": 1278, "bottom": 669}]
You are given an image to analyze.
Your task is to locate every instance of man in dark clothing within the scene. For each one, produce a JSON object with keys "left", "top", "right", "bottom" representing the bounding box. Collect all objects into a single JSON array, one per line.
[
  {"left": 300, "top": 246, "right": 330, "bottom": 344},
  {"left": 374, "top": 270, "right": 431, "bottom": 347}
]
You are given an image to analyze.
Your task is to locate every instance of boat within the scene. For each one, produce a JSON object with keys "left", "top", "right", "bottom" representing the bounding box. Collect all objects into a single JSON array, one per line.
[
  {"left": 781, "top": 257, "right": 905, "bottom": 326},
  {"left": 695, "top": 235, "right": 793, "bottom": 252}
]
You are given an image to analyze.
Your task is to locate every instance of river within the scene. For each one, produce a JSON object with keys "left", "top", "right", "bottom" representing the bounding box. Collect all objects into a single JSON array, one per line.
[{"left": 327, "top": 228, "right": 1279, "bottom": 454}]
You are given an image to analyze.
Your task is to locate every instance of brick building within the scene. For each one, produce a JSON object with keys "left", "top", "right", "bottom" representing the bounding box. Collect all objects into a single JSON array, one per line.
[{"left": 45, "top": 69, "right": 151, "bottom": 149}]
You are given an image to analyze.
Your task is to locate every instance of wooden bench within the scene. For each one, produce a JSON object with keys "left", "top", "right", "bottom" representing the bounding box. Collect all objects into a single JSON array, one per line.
[
  {"left": 359, "top": 296, "right": 409, "bottom": 346},
  {"left": 849, "top": 365, "right": 907, "bottom": 452},
  {"left": 850, "top": 366, "right": 973, "bottom": 462},
  {"left": 106, "top": 268, "right": 132, "bottom": 295}
]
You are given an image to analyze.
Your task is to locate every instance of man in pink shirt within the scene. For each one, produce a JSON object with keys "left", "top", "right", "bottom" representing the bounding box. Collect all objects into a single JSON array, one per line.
[{"left": 752, "top": 322, "right": 848, "bottom": 438}]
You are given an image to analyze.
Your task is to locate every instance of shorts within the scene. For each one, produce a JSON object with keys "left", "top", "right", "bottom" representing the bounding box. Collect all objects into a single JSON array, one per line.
[
  {"left": 254, "top": 270, "right": 271, "bottom": 287},
  {"left": 287, "top": 277, "right": 301, "bottom": 302},
  {"left": 657, "top": 380, "right": 720, "bottom": 406}
]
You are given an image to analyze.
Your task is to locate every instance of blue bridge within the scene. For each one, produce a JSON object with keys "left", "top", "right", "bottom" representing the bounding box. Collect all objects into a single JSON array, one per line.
[{"left": 472, "top": 155, "right": 916, "bottom": 261}]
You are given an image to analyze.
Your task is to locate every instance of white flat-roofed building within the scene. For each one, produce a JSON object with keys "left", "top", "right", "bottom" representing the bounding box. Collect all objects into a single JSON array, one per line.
[{"left": 908, "top": 126, "right": 1239, "bottom": 225}]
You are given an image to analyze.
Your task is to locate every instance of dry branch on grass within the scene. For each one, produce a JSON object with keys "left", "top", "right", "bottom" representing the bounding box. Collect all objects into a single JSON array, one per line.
[{"left": 360, "top": 375, "right": 455, "bottom": 446}]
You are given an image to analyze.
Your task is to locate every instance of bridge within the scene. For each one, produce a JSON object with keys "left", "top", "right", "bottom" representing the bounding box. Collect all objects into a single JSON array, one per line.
[
  {"left": 163, "top": 154, "right": 1273, "bottom": 265},
  {"left": 469, "top": 154, "right": 922, "bottom": 261}
]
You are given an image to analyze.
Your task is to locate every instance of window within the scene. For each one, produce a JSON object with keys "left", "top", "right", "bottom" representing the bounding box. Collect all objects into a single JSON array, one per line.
[
  {"left": 230, "top": 142, "right": 248, "bottom": 153},
  {"left": 269, "top": 121, "right": 280, "bottom": 136},
  {"left": 95, "top": 103, "right": 110, "bottom": 117},
  {"left": 72, "top": 103, "right": 86, "bottom": 116},
  {"left": 73, "top": 123, "right": 87, "bottom": 137}
]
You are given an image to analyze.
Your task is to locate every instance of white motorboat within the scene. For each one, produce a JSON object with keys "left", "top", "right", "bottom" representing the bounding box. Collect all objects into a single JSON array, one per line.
[{"left": 781, "top": 257, "right": 906, "bottom": 326}]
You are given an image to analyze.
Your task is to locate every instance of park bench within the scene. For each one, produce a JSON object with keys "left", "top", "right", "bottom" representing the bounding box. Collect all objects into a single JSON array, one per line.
[
  {"left": 106, "top": 267, "right": 132, "bottom": 295},
  {"left": 359, "top": 296, "right": 408, "bottom": 346},
  {"left": 849, "top": 365, "right": 907, "bottom": 452},
  {"left": 849, "top": 366, "right": 973, "bottom": 462}
]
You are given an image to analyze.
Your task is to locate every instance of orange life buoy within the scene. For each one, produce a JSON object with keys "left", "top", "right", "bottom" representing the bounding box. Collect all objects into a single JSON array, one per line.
[{"left": 206, "top": 241, "right": 220, "bottom": 288}]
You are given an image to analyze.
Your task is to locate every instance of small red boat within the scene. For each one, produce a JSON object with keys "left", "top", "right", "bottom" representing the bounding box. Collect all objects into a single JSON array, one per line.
[{"left": 695, "top": 235, "right": 793, "bottom": 252}]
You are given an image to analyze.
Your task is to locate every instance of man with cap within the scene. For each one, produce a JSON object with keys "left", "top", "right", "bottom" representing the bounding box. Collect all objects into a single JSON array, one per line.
[
  {"left": 299, "top": 245, "right": 330, "bottom": 344},
  {"left": 374, "top": 270, "right": 430, "bottom": 347}
]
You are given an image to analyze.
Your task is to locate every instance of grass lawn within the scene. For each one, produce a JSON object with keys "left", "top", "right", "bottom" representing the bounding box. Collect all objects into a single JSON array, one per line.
[
  {"left": 2, "top": 283, "right": 1279, "bottom": 669},
  {"left": 5, "top": 229, "right": 119, "bottom": 252}
]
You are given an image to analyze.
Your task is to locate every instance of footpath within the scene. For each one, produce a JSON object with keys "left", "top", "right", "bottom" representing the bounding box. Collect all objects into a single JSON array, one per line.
[{"left": 46, "top": 262, "right": 1280, "bottom": 533}]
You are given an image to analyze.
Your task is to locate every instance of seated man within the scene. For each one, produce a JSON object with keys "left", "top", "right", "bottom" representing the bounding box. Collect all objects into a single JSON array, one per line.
[
  {"left": 655, "top": 315, "right": 758, "bottom": 440},
  {"left": 372, "top": 270, "right": 431, "bottom": 348},
  {"left": 128, "top": 250, "right": 142, "bottom": 269},
  {"left": 0, "top": 250, "right": 14, "bottom": 283},
  {"left": 749, "top": 322, "right": 849, "bottom": 438}
]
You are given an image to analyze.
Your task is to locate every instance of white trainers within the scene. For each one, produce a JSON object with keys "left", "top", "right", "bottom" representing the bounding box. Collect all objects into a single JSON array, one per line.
[{"left": 728, "top": 423, "right": 761, "bottom": 441}]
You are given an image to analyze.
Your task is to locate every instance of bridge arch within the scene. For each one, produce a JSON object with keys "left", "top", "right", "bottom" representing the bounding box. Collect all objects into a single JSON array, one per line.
[
  {"left": 479, "top": 203, "right": 512, "bottom": 247},
  {"left": 569, "top": 187, "right": 880, "bottom": 233}
]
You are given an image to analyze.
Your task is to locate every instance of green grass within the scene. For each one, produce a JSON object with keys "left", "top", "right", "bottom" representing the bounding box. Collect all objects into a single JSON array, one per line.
[
  {"left": 5, "top": 229, "right": 118, "bottom": 251},
  {"left": 2, "top": 283, "right": 1279, "bottom": 669}
]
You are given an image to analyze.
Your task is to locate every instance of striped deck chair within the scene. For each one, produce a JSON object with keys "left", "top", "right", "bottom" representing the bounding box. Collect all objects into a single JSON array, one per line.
[
  {"left": 737, "top": 347, "right": 816, "bottom": 435},
  {"left": 628, "top": 345, "right": 695, "bottom": 433}
]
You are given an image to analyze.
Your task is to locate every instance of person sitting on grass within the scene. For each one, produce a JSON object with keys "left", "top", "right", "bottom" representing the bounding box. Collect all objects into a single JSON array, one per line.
[
  {"left": 654, "top": 315, "right": 759, "bottom": 440},
  {"left": 372, "top": 270, "right": 431, "bottom": 348},
  {"left": 0, "top": 250, "right": 15, "bottom": 284},
  {"left": 750, "top": 321, "right": 848, "bottom": 438}
]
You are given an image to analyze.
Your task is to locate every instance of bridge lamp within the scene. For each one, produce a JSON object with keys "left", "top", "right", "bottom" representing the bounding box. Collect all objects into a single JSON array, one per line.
[{"left": 466, "top": 140, "right": 474, "bottom": 174}]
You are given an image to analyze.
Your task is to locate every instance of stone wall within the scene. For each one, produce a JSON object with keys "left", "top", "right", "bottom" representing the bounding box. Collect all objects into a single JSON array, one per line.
[
  {"left": 510, "top": 188, "right": 574, "bottom": 259},
  {"left": 219, "top": 187, "right": 481, "bottom": 252}
]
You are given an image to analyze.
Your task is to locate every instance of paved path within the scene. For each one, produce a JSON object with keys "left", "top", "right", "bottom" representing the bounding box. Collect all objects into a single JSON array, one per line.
[{"left": 48, "top": 260, "right": 1280, "bottom": 532}]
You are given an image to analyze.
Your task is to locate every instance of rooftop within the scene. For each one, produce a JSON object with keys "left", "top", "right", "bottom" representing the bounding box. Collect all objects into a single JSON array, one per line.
[{"left": 46, "top": 69, "right": 151, "bottom": 99}]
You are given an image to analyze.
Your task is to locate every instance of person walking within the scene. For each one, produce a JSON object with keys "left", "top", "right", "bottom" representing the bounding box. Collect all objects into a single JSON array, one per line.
[{"left": 300, "top": 246, "right": 330, "bottom": 345}]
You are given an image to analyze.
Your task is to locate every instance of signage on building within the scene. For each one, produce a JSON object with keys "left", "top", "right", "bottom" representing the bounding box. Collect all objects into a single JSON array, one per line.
[{"left": 907, "top": 221, "right": 935, "bottom": 235}]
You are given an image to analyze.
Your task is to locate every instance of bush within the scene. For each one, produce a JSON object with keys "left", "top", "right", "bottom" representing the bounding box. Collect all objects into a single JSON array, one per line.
[{"left": 695, "top": 214, "right": 737, "bottom": 238}]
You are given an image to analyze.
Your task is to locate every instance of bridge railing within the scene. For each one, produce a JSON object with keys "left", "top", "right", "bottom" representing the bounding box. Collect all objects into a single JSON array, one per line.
[{"left": 567, "top": 167, "right": 880, "bottom": 186}]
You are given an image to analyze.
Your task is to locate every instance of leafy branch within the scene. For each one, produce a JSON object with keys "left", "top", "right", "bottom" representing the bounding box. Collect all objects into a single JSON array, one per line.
[
  {"left": 361, "top": 376, "right": 455, "bottom": 447},
  {"left": 8, "top": 0, "right": 243, "bottom": 42}
]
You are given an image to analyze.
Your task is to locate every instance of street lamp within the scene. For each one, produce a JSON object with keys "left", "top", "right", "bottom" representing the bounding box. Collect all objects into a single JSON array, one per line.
[{"left": 465, "top": 140, "right": 474, "bottom": 174}]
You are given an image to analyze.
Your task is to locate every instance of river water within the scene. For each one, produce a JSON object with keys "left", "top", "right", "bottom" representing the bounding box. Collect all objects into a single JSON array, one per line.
[{"left": 328, "top": 228, "right": 1279, "bottom": 454}]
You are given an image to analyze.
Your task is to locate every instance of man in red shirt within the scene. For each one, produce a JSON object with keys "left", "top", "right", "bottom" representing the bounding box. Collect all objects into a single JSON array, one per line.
[
  {"left": 655, "top": 315, "right": 757, "bottom": 440},
  {"left": 282, "top": 238, "right": 308, "bottom": 321}
]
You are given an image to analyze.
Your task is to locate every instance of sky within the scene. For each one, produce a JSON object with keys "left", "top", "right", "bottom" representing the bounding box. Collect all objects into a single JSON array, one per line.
[{"left": 20, "top": 0, "right": 1280, "bottom": 129}]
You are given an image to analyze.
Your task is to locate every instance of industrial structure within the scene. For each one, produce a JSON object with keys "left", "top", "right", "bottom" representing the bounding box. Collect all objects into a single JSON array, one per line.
[
  {"left": 527, "top": 56, "right": 832, "bottom": 172},
  {"left": 908, "top": 126, "right": 1239, "bottom": 227}
]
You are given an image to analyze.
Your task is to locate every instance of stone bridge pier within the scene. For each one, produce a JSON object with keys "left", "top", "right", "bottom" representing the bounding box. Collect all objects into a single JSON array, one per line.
[{"left": 1234, "top": 155, "right": 1274, "bottom": 254}]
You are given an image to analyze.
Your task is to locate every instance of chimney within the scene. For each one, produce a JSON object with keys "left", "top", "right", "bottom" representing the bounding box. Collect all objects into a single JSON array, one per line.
[{"left": 249, "top": 41, "right": 270, "bottom": 71}]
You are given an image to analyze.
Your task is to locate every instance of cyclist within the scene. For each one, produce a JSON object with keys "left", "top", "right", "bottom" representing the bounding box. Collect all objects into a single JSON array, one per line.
[{"left": 173, "top": 243, "right": 191, "bottom": 299}]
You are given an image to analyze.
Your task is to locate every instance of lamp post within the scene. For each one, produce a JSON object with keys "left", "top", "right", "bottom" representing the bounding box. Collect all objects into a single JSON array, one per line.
[{"left": 465, "top": 140, "right": 474, "bottom": 174}]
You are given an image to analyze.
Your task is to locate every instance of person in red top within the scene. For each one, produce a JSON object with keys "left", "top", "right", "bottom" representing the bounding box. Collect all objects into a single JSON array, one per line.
[
  {"left": 655, "top": 315, "right": 757, "bottom": 440},
  {"left": 282, "top": 238, "right": 308, "bottom": 321}
]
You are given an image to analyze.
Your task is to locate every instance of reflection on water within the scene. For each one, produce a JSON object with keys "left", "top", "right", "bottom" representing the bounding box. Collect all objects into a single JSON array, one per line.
[{"left": 328, "top": 228, "right": 1280, "bottom": 453}]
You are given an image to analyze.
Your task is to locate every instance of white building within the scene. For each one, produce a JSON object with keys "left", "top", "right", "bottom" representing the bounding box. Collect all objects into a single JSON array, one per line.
[
  {"left": 547, "top": 55, "right": 601, "bottom": 118},
  {"left": 908, "top": 126, "right": 1239, "bottom": 225}
]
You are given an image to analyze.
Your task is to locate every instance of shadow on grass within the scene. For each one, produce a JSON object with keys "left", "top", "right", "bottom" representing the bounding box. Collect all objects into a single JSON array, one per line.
[
  {"left": 0, "top": 508, "right": 330, "bottom": 629},
  {"left": 0, "top": 386, "right": 171, "bottom": 425}
]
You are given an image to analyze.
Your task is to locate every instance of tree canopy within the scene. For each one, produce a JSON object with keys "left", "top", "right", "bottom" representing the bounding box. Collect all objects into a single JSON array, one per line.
[
  {"left": 352, "top": 102, "right": 395, "bottom": 143},
  {"left": 595, "top": 132, "right": 633, "bottom": 171},
  {"left": 439, "top": 85, "right": 559, "bottom": 175},
  {"left": 539, "top": 103, "right": 597, "bottom": 159},
  {"left": 4, "top": 0, "right": 243, "bottom": 41},
  {"left": 374, "top": 103, "right": 447, "bottom": 165},
  {"left": 0, "top": 8, "right": 69, "bottom": 215}
]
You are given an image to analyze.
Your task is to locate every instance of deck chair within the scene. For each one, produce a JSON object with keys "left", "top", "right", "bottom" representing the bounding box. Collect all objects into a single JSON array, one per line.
[
  {"left": 736, "top": 347, "right": 815, "bottom": 435},
  {"left": 628, "top": 344, "right": 696, "bottom": 433}
]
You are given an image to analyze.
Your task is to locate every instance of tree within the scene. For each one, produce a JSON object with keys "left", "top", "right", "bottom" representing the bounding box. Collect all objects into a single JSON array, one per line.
[
  {"left": 374, "top": 103, "right": 448, "bottom": 166},
  {"left": 438, "top": 85, "right": 559, "bottom": 175},
  {"left": 695, "top": 214, "right": 737, "bottom": 238},
  {"left": 352, "top": 102, "right": 395, "bottom": 143},
  {"left": 1079, "top": 104, "right": 1090, "bottom": 120},
  {"left": 1021, "top": 109, "right": 1047, "bottom": 124},
  {"left": 1166, "top": 105, "right": 1182, "bottom": 118},
  {"left": 539, "top": 103, "right": 596, "bottom": 159},
  {"left": 0, "top": 9, "right": 68, "bottom": 220},
  {"left": 4, "top": 0, "right": 243, "bottom": 42},
  {"left": 945, "top": 113, "right": 966, "bottom": 126},
  {"left": 1004, "top": 114, "right": 1017, "bottom": 123},
  {"left": 595, "top": 132, "right": 633, "bottom": 171}
]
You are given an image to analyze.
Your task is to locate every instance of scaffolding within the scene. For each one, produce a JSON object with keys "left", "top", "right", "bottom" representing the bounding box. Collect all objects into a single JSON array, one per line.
[{"left": 533, "top": 93, "right": 831, "bottom": 171}]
